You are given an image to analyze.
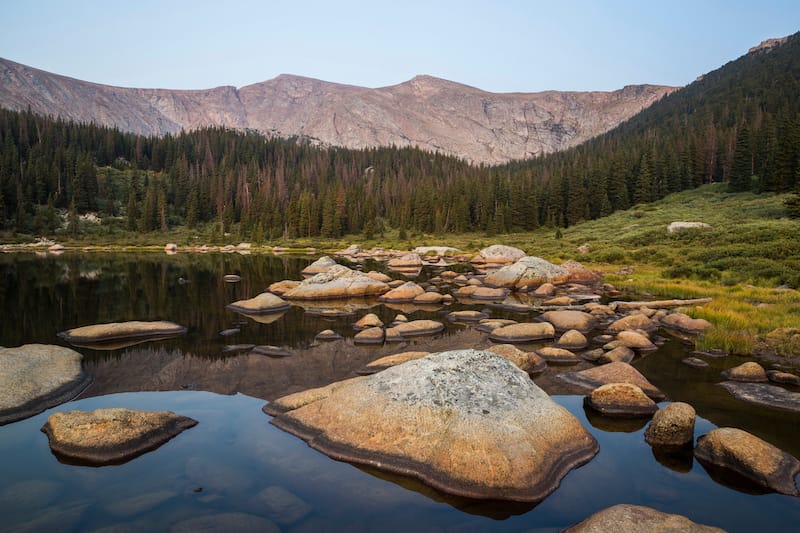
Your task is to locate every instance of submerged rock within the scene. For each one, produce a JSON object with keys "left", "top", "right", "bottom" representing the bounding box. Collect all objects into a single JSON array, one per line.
[
  {"left": 41, "top": 408, "right": 197, "bottom": 465},
  {"left": 558, "top": 362, "right": 665, "bottom": 401},
  {"left": 58, "top": 321, "right": 187, "bottom": 344},
  {"left": 266, "top": 349, "right": 598, "bottom": 502},
  {"left": 226, "top": 292, "right": 290, "bottom": 314},
  {"left": 250, "top": 486, "right": 312, "bottom": 527},
  {"left": 644, "top": 402, "right": 696, "bottom": 448},
  {"left": 283, "top": 265, "right": 389, "bottom": 300},
  {"left": 585, "top": 383, "right": 657, "bottom": 418},
  {"left": 719, "top": 381, "right": 800, "bottom": 413},
  {"left": 171, "top": 512, "right": 279, "bottom": 533},
  {"left": 695, "top": 427, "right": 800, "bottom": 495},
  {"left": 0, "top": 344, "right": 91, "bottom": 425},
  {"left": 565, "top": 503, "right": 724, "bottom": 532},
  {"left": 682, "top": 357, "right": 710, "bottom": 368}
]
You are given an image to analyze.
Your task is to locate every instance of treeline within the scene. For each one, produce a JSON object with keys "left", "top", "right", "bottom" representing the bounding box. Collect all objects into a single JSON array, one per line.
[{"left": 0, "top": 33, "right": 799, "bottom": 239}]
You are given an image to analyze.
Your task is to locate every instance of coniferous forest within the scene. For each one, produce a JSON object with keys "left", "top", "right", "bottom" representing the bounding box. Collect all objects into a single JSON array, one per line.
[{"left": 1, "top": 33, "right": 799, "bottom": 241}]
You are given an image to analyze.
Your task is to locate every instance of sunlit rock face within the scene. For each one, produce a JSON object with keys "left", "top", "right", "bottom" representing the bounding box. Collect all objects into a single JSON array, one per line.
[{"left": 266, "top": 349, "right": 599, "bottom": 502}]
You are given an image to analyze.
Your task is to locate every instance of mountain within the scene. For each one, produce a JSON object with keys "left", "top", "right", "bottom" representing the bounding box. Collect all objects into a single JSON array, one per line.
[{"left": 0, "top": 57, "right": 675, "bottom": 164}]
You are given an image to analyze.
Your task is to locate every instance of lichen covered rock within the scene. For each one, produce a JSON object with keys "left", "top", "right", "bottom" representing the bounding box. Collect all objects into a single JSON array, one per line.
[{"left": 266, "top": 349, "right": 598, "bottom": 502}]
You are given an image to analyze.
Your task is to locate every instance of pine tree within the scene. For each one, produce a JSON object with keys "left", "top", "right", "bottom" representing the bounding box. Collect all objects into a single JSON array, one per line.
[{"left": 729, "top": 122, "right": 753, "bottom": 192}]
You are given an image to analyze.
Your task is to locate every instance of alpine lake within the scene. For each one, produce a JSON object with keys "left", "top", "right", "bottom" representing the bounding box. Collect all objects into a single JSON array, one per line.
[{"left": 1, "top": 251, "right": 799, "bottom": 532}]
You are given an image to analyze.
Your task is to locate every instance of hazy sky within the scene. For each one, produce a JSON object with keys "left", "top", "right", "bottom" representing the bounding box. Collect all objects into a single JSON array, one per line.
[{"left": 1, "top": 0, "right": 798, "bottom": 92}]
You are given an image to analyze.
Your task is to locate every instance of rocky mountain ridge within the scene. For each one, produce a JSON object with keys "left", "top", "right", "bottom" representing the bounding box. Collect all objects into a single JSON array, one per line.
[{"left": 0, "top": 57, "right": 677, "bottom": 164}]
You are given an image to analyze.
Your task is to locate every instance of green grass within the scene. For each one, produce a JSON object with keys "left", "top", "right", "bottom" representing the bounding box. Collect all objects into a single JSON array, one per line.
[{"left": 5, "top": 183, "right": 800, "bottom": 356}]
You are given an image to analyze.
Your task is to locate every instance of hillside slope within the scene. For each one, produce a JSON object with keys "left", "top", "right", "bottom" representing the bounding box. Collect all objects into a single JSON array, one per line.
[{"left": 0, "top": 57, "right": 675, "bottom": 164}]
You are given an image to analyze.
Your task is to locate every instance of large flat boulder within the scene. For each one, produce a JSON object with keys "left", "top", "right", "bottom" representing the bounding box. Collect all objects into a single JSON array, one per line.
[
  {"left": 0, "top": 344, "right": 91, "bottom": 425},
  {"left": 226, "top": 292, "right": 290, "bottom": 314},
  {"left": 565, "top": 504, "right": 724, "bottom": 532},
  {"left": 266, "top": 349, "right": 598, "bottom": 502},
  {"left": 58, "top": 321, "right": 187, "bottom": 344},
  {"left": 41, "top": 408, "right": 197, "bottom": 465},
  {"left": 695, "top": 427, "right": 800, "bottom": 495},
  {"left": 557, "top": 361, "right": 665, "bottom": 401},
  {"left": 719, "top": 381, "right": 800, "bottom": 413},
  {"left": 484, "top": 256, "right": 569, "bottom": 290},
  {"left": 283, "top": 265, "right": 390, "bottom": 300}
]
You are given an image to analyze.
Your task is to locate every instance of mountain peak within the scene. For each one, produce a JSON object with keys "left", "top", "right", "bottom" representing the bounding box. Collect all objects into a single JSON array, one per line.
[{"left": 748, "top": 36, "right": 789, "bottom": 54}]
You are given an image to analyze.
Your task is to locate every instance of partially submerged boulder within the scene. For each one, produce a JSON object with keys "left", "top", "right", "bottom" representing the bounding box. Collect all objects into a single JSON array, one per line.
[
  {"left": 58, "top": 321, "right": 187, "bottom": 345},
  {"left": 391, "top": 320, "right": 445, "bottom": 337},
  {"left": 353, "top": 313, "right": 383, "bottom": 330},
  {"left": 719, "top": 382, "right": 800, "bottom": 413},
  {"left": 226, "top": 292, "right": 290, "bottom": 314},
  {"left": 267, "top": 280, "right": 300, "bottom": 295},
  {"left": 486, "top": 344, "right": 547, "bottom": 374},
  {"left": 695, "top": 427, "right": 800, "bottom": 495},
  {"left": 484, "top": 256, "right": 569, "bottom": 290},
  {"left": 565, "top": 504, "right": 724, "bottom": 532},
  {"left": 283, "top": 265, "right": 390, "bottom": 300},
  {"left": 616, "top": 330, "right": 656, "bottom": 351},
  {"left": 447, "top": 310, "right": 490, "bottom": 322},
  {"left": 597, "top": 346, "right": 635, "bottom": 364},
  {"left": 489, "top": 322, "right": 555, "bottom": 343},
  {"left": 536, "top": 346, "right": 580, "bottom": 365},
  {"left": 378, "top": 281, "right": 425, "bottom": 302},
  {"left": 540, "top": 310, "right": 596, "bottom": 334},
  {"left": 557, "top": 330, "right": 588, "bottom": 350},
  {"left": 266, "top": 349, "right": 599, "bottom": 502},
  {"left": 584, "top": 383, "right": 658, "bottom": 418},
  {"left": 644, "top": 402, "right": 696, "bottom": 448},
  {"left": 722, "top": 362, "right": 768, "bottom": 383},
  {"left": 607, "top": 314, "right": 658, "bottom": 333},
  {"left": 558, "top": 362, "right": 666, "bottom": 401},
  {"left": 354, "top": 327, "right": 385, "bottom": 344},
  {"left": 301, "top": 256, "right": 338, "bottom": 276},
  {"left": 0, "top": 344, "right": 91, "bottom": 425},
  {"left": 41, "top": 408, "right": 197, "bottom": 465}
]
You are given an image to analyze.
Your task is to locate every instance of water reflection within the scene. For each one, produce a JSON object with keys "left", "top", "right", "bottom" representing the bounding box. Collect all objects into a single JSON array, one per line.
[{"left": 2, "top": 253, "right": 800, "bottom": 531}]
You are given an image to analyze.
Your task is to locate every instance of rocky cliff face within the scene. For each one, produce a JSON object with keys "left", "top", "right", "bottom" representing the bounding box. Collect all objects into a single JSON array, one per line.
[{"left": 0, "top": 57, "right": 676, "bottom": 164}]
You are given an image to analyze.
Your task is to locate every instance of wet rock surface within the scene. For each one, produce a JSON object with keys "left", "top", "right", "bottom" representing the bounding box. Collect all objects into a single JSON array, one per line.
[
  {"left": 694, "top": 427, "right": 800, "bottom": 495},
  {"left": 645, "top": 402, "right": 696, "bottom": 447},
  {"left": 719, "top": 381, "right": 800, "bottom": 413},
  {"left": 226, "top": 292, "right": 290, "bottom": 314},
  {"left": 41, "top": 408, "right": 197, "bottom": 465},
  {"left": 0, "top": 344, "right": 91, "bottom": 425},
  {"left": 266, "top": 349, "right": 599, "bottom": 502},
  {"left": 58, "top": 321, "right": 187, "bottom": 344},
  {"left": 565, "top": 503, "right": 724, "bottom": 532},
  {"left": 557, "top": 362, "right": 666, "bottom": 401},
  {"left": 584, "top": 383, "right": 658, "bottom": 418}
]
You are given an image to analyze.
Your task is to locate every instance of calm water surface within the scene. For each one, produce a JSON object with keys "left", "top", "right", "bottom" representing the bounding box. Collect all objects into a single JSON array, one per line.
[{"left": 1, "top": 252, "right": 799, "bottom": 532}]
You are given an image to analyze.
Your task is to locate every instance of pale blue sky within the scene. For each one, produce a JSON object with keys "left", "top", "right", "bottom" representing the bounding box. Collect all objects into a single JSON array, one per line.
[{"left": 1, "top": 0, "right": 798, "bottom": 92}]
